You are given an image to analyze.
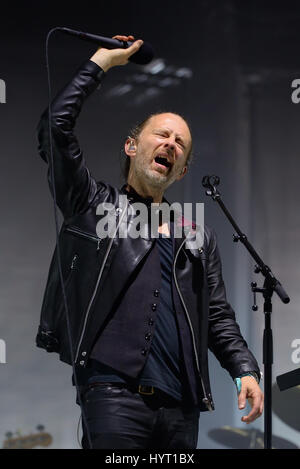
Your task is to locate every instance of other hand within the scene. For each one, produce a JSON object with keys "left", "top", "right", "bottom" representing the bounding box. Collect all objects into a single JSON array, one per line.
[{"left": 237, "top": 376, "right": 264, "bottom": 424}]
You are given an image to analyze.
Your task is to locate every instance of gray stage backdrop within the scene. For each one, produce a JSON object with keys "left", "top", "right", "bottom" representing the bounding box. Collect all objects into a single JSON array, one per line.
[{"left": 0, "top": 1, "right": 299, "bottom": 449}]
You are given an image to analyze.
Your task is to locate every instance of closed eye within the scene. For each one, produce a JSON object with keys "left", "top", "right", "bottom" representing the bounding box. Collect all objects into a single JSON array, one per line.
[
  {"left": 176, "top": 139, "right": 185, "bottom": 149},
  {"left": 155, "top": 131, "right": 168, "bottom": 138},
  {"left": 155, "top": 132, "right": 185, "bottom": 148}
]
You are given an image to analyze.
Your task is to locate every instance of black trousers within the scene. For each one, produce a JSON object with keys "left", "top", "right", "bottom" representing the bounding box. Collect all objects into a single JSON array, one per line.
[{"left": 79, "top": 383, "right": 200, "bottom": 449}]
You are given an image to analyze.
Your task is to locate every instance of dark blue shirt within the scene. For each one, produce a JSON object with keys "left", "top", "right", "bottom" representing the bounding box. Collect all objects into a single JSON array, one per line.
[
  {"left": 82, "top": 228, "right": 184, "bottom": 401},
  {"left": 137, "top": 232, "right": 183, "bottom": 400}
]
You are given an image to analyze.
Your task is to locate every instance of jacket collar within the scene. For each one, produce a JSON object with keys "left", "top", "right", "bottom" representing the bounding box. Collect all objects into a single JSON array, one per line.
[
  {"left": 119, "top": 183, "right": 177, "bottom": 224},
  {"left": 119, "top": 183, "right": 153, "bottom": 206},
  {"left": 119, "top": 183, "right": 203, "bottom": 257}
]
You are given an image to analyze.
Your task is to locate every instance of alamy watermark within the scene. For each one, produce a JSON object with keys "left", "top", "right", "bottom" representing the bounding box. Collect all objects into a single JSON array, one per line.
[
  {"left": 0, "top": 81, "right": 6, "bottom": 359},
  {"left": 291, "top": 338, "right": 300, "bottom": 364},
  {"left": 291, "top": 79, "right": 300, "bottom": 103},
  {"left": 0, "top": 79, "right": 6, "bottom": 103},
  {"left": 0, "top": 339, "right": 6, "bottom": 363},
  {"left": 95, "top": 195, "right": 205, "bottom": 250}
]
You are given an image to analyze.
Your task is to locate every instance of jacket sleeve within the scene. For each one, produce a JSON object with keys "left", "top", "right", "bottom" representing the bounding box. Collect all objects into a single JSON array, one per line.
[
  {"left": 37, "top": 59, "right": 106, "bottom": 219},
  {"left": 206, "top": 228, "right": 261, "bottom": 381}
]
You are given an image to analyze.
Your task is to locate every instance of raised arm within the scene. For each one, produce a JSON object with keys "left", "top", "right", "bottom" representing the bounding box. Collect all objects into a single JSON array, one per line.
[{"left": 37, "top": 35, "right": 143, "bottom": 219}]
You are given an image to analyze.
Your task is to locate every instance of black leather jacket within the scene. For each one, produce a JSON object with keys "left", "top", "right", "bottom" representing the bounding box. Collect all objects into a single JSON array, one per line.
[{"left": 36, "top": 59, "right": 260, "bottom": 412}]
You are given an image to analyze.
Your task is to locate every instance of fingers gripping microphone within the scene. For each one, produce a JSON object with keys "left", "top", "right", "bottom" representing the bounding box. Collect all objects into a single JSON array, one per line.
[{"left": 59, "top": 27, "right": 154, "bottom": 65}]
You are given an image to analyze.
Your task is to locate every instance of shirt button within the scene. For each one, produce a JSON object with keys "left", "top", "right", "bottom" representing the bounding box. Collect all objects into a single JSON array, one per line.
[
  {"left": 154, "top": 289, "right": 159, "bottom": 297},
  {"left": 82, "top": 351, "right": 87, "bottom": 356},
  {"left": 79, "top": 361, "right": 85, "bottom": 366},
  {"left": 148, "top": 318, "right": 154, "bottom": 326},
  {"left": 145, "top": 332, "right": 152, "bottom": 341},
  {"left": 151, "top": 303, "right": 157, "bottom": 311},
  {"left": 141, "top": 348, "right": 148, "bottom": 356}
]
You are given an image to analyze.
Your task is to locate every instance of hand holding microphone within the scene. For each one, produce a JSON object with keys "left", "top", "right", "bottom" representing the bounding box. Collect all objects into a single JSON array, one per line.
[
  {"left": 57, "top": 27, "right": 153, "bottom": 69},
  {"left": 90, "top": 34, "right": 144, "bottom": 72}
]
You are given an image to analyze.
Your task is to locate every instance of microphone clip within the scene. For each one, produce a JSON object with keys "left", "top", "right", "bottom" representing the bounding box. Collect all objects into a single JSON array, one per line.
[{"left": 202, "top": 175, "right": 221, "bottom": 200}]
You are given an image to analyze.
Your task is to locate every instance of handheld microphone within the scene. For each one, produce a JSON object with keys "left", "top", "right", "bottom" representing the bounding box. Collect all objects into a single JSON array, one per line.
[{"left": 59, "top": 27, "right": 154, "bottom": 65}]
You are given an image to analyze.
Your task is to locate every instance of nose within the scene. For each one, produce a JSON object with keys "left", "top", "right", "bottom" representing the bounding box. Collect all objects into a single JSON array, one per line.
[{"left": 163, "top": 138, "right": 176, "bottom": 153}]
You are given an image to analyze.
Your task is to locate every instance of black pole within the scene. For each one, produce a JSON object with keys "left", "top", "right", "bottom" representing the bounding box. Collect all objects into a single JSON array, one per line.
[
  {"left": 262, "top": 280, "right": 273, "bottom": 449},
  {"left": 202, "top": 175, "right": 290, "bottom": 450}
]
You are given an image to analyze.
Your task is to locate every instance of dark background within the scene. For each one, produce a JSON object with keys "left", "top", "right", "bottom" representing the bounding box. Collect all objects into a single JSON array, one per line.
[{"left": 0, "top": 0, "right": 299, "bottom": 449}]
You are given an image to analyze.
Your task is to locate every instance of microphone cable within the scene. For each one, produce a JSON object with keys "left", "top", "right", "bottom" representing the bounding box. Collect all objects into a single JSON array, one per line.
[{"left": 45, "top": 27, "right": 93, "bottom": 449}]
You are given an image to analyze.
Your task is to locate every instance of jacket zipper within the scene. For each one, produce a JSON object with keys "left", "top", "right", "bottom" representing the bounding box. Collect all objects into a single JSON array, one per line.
[
  {"left": 65, "top": 226, "right": 102, "bottom": 250},
  {"left": 55, "top": 254, "right": 79, "bottom": 334},
  {"left": 74, "top": 200, "right": 129, "bottom": 363},
  {"left": 59, "top": 254, "right": 79, "bottom": 295},
  {"left": 70, "top": 253, "right": 79, "bottom": 271},
  {"left": 173, "top": 237, "right": 213, "bottom": 411},
  {"left": 66, "top": 254, "right": 79, "bottom": 286}
]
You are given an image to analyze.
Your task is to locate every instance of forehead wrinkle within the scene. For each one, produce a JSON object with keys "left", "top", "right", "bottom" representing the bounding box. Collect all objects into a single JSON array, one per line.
[
  {"left": 152, "top": 125, "right": 190, "bottom": 143},
  {"left": 153, "top": 126, "right": 182, "bottom": 136},
  {"left": 139, "top": 113, "right": 192, "bottom": 147}
]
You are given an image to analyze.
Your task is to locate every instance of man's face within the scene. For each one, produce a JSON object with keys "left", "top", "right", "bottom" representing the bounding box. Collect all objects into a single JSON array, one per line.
[{"left": 126, "top": 113, "right": 192, "bottom": 190}]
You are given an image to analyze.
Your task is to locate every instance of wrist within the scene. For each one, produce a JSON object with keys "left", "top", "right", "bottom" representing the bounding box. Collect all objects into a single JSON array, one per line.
[
  {"left": 89, "top": 53, "right": 112, "bottom": 73},
  {"left": 234, "top": 372, "right": 260, "bottom": 394},
  {"left": 241, "top": 371, "right": 260, "bottom": 383}
]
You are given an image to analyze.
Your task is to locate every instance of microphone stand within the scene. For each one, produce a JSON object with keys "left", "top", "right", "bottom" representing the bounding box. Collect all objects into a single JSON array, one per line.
[{"left": 202, "top": 175, "right": 290, "bottom": 450}]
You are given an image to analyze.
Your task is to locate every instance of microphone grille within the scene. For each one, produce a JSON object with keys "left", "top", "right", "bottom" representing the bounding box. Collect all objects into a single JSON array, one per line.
[{"left": 129, "top": 42, "right": 154, "bottom": 65}]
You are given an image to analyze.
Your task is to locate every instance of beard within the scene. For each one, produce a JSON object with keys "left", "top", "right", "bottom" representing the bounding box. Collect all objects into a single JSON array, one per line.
[{"left": 132, "top": 152, "right": 177, "bottom": 190}]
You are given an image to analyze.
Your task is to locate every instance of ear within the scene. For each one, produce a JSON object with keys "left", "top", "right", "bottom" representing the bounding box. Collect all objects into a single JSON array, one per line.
[
  {"left": 176, "top": 165, "right": 188, "bottom": 181},
  {"left": 124, "top": 137, "right": 137, "bottom": 157}
]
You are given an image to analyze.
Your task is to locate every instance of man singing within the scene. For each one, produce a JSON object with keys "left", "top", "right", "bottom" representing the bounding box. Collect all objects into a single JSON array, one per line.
[{"left": 36, "top": 35, "right": 264, "bottom": 449}]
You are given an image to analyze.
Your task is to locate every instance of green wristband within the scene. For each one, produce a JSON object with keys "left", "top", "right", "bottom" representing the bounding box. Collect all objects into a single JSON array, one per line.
[
  {"left": 234, "top": 377, "right": 242, "bottom": 394},
  {"left": 234, "top": 372, "right": 259, "bottom": 394}
]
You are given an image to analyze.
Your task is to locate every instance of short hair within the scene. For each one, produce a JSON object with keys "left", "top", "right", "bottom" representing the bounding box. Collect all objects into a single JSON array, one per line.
[{"left": 121, "top": 112, "right": 193, "bottom": 181}]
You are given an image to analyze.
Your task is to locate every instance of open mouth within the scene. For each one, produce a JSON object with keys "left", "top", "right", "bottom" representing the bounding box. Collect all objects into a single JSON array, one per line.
[{"left": 154, "top": 155, "right": 172, "bottom": 170}]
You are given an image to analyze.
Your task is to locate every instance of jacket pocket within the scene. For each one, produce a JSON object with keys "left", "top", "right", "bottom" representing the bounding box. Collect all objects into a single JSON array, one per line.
[
  {"left": 36, "top": 252, "right": 80, "bottom": 353},
  {"left": 65, "top": 253, "right": 79, "bottom": 286},
  {"left": 64, "top": 225, "right": 102, "bottom": 250},
  {"left": 54, "top": 252, "right": 79, "bottom": 330}
]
